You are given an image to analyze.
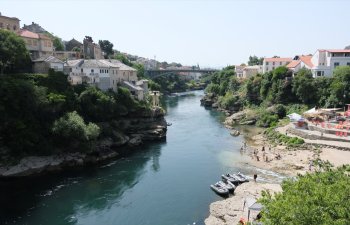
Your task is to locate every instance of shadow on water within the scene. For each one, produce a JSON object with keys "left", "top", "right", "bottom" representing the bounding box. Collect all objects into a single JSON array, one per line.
[{"left": 0, "top": 143, "right": 163, "bottom": 225}]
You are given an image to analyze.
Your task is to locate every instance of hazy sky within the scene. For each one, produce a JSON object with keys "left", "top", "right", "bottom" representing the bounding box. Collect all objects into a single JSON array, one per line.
[{"left": 2, "top": 0, "right": 350, "bottom": 67}]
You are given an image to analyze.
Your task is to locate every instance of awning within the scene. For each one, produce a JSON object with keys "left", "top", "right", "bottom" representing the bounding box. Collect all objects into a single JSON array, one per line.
[{"left": 287, "top": 113, "right": 302, "bottom": 121}]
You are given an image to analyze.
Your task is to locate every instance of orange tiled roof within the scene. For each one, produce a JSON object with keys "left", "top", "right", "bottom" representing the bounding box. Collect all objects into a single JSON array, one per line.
[
  {"left": 286, "top": 60, "right": 300, "bottom": 68},
  {"left": 300, "top": 55, "right": 313, "bottom": 68},
  {"left": 264, "top": 57, "right": 293, "bottom": 62},
  {"left": 18, "top": 29, "right": 39, "bottom": 39},
  {"left": 326, "top": 49, "right": 350, "bottom": 53}
]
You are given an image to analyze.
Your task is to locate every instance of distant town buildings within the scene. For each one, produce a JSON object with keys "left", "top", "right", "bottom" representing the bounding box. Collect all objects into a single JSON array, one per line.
[
  {"left": 22, "top": 22, "right": 47, "bottom": 33},
  {"left": 243, "top": 65, "right": 263, "bottom": 78},
  {"left": 64, "top": 59, "right": 147, "bottom": 100},
  {"left": 0, "top": 12, "right": 20, "bottom": 32},
  {"left": 235, "top": 65, "right": 245, "bottom": 78},
  {"left": 286, "top": 55, "right": 313, "bottom": 75}
]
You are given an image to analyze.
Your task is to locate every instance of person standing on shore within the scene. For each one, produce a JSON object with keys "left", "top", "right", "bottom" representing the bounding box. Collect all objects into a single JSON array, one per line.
[{"left": 253, "top": 174, "right": 257, "bottom": 182}]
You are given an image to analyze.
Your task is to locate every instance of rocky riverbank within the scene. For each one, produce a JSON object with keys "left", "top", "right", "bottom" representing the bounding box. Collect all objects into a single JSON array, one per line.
[{"left": 0, "top": 107, "right": 167, "bottom": 178}]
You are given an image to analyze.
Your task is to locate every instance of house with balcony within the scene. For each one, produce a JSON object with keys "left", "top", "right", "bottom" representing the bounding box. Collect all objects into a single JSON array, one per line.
[
  {"left": 235, "top": 65, "right": 245, "bottom": 78},
  {"left": 17, "top": 29, "right": 53, "bottom": 60},
  {"left": 64, "top": 59, "right": 146, "bottom": 100},
  {"left": 310, "top": 49, "right": 350, "bottom": 77},
  {"left": 262, "top": 57, "right": 293, "bottom": 73}
]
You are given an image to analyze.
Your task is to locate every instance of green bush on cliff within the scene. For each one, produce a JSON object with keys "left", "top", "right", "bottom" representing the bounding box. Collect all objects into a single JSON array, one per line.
[
  {"left": 264, "top": 128, "right": 304, "bottom": 147},
  {"left": 259, "top": 166, "right": 350, "bottom": 224},
  {"left": 52, "top": 111, "right": 100, "bottom": 143},
  {"left": 218, "top": 92, "right": 238, "bottom": 109}
]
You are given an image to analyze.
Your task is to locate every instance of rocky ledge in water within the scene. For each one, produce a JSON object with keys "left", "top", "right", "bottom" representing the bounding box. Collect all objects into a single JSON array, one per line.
[{"left": 0, "top": 107, "right": 167, "bottom": 178}]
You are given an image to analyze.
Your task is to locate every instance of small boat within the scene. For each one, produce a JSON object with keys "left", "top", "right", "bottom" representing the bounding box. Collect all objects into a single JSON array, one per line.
[
  {"left": 236, "top": 172, "right": 249, "bottom": 182},
  {"left": 218, "top": 180, "right": 236, "bottom": 193},
  {"left": 210, "top": 182, "right": 229, "bottom": 196},
  {"left": 221, "top": 174, "right": 240, "bottom": 185},
  {"left": 167, "top": 122, "right": 172, "bottom": 126}
]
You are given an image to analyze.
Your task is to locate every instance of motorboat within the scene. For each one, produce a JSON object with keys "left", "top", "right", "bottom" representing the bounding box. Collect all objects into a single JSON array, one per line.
[
  {"left": 210, "top": 182, "right": 229, "bottom": 196},
  {"left": 236, "top": 172, "right": 249, "bottom": 183},
  {"left": 167, "top": 122, "right": 172, "bottom": 126},
  {"left": 221, "top": 174, "right": 240, "bottom": 185},
  {"left": 219, "top": 180, "right": 236, "bottom": 193}
]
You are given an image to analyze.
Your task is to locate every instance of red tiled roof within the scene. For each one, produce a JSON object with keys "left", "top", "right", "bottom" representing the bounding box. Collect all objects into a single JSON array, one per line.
[
  {"left": 286, "top": 60, "right": 300, "bottom": 68},
  {"left": 17, "top": 29, "right": 39, "bottom": 39},
  {"left": 300, "top": 55, "right": 313, "bottom": 68},
  {"left": 264, "top": 57, "right": 293, "bottom": 62}
]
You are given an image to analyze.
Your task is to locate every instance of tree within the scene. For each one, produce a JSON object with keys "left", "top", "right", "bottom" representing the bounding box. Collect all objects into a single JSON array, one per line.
[
  {"left": 248, "top": 55, "right": 264, "bottom": 66},
  {"left": 345, "top": 45, "right": 350, "bottom": 50},
  {"left": 98, "top": 40, "right": 114, "bottom": 58},
  {"left": 53, "top": 36, "right": 64, "bottom": 51},
  {"left": 133, "top": 63, "right": 145, "bottom": 78},
  {"left": 292, "top": 68, "right": 317, "bottom": 104},
  {"left": 260, "top": 166, "right": 350, "bottom": 224},
  {"left": 326, "top": 66, "right": 350, "bottom": 107},
  {"left": 52, "top": 111, "right": 100, "bottom": 151},
  {"left": 0, "top": 29, "right": 30, "bottom": 74}
]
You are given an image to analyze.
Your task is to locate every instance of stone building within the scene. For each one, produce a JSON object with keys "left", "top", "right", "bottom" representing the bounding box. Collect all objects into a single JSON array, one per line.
[
  {"left": 65, "top": 38, "right": 83, "bottom": 51},
  {"left": 33, "top": 56, "right": 64, "bottom": 73},
  {"left": 82, "top": 36, "right": 103, "bottom": 59},
  {"left": 17, "top": 29, "right": 53, "bottom": 60},
  {"left": 0, "top": 12, "right": 20, "bottom": 32}
]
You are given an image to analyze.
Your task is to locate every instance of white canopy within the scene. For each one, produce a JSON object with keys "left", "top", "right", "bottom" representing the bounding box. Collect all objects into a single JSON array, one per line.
[
  {"left": 287, "top": 113, "right": 302, "bottom": 121},
  {"left": 304, "top": 107, "right": 316, "bottom": 114}
]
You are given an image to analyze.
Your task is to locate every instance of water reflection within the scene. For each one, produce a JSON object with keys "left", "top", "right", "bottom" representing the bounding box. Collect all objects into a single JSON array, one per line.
[{"left": 0, "top": 143, "right": 162, "bottom": 225}]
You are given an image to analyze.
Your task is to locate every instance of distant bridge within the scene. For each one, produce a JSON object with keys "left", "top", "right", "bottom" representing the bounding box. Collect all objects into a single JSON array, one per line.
[{"left": 145, "top": 69, "right": 219, "bottom": 78}]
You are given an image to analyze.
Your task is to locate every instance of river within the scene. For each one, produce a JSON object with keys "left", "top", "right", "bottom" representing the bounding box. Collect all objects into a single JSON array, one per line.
[{"left": 0, "top": 91, "right": 282, "bottom": 225}]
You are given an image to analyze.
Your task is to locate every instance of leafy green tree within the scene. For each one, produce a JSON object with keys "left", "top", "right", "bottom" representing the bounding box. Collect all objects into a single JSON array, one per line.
[
  {"left": 248, "top": 55, "right": 264, "bottom": 66},
  {"left": 52, "top": 111, "right": 100, "bottom": 151},
  {"left": 292, "top": 68, "right": 317, "bottom": 104},
  {"left": 114, "top": 53, "right": 133, "bottom": 66},
  {"left": 0, "top": 29, "right": 30, "bottom": 74},
  {"left": 99, "top": 40, "right": 114, "bottom": 58},
  {"left": 133, "top": 63, "right": 145, "bottom": 78},
  {"left": 328, "top": 66, "right": 350, "bottom": 107},
  {"left": 78, "top": 87, "right": 116, "bottom": 122},
  {"left": 53, "top": 36, "right": 64, "bottom": 51},
  {"left": 260, "top": 166, "right": 350, "bottom": 225}
]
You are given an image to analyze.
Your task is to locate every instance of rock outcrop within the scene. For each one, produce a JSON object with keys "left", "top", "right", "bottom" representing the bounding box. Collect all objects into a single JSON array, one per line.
[{"left": 0, "top": 107, "right": 167, "bottom": 178}]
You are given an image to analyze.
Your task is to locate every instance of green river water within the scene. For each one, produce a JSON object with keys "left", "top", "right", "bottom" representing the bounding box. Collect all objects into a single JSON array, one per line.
[{"left": 0, "top": 91, "right": 285, "bottom": 225}]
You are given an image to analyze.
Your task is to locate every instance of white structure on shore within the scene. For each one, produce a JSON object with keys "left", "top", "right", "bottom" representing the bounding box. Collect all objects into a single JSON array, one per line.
[
  {"left": 64, "top": 59, "right": 148, "bottom": 100},
  {"left": 309, "top": 49, "right": 350, "bottom": 77},
  {"left": 262, "top": 57, "right": 292, "bottom": 73},
  {"left": 286, "top": 55, "right": 313, "bottom": 75}
]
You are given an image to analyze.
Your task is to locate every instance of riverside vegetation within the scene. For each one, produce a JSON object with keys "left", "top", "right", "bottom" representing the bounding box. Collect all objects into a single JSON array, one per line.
[
  {"left": 202, "top": 62, "right": 350, "bottom": 224},
  {"left": 0, "top": 29, "right": 167, "bottom": 176},
  {"left": 201, "top": 64, "right": 350, "bottom": 128}
]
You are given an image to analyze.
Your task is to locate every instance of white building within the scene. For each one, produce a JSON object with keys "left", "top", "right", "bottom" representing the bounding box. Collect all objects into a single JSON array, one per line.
[
  {"left": 309, "top": 49, "right": 350, "bottom": 77},
  {"left": 64, "top": 59, "right": 147, "bottom": 100},
  {"left": 262, "top": 57, "right": 293, "bottom": 73},
  {"left": 33, "top": 56, "right": 64, "bottom": 74},
  {"left": 286, "top": 55, "right": 313, "bottom": 75}
]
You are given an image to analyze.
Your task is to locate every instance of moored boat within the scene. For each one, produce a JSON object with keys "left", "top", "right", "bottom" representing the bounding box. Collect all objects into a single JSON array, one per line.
[
  {"left": 236, "top": 172, "right": 249, "bottom": 182},
  {"left": 218, "top": 180, "right": 236, "bottom": 193},
  {"left": 210, "top": 182, "right": 229, "bottom": 196},
  {"left": 221, "top": 173, "right": 240, "bottom": 185}
]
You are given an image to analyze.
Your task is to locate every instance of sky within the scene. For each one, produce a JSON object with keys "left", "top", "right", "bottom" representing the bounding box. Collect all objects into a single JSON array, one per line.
[{"left": 2, "top": 0, "right": 350, "bottom": 68}]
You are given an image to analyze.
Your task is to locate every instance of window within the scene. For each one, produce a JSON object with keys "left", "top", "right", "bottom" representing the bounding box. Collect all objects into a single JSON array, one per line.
[
  {"left": 33, "top": 40, "right": 38, "bottom": 46},
  {"left": 334, "top": 62, "right": 340, "bottom": 68},
  {"left": 317, "top": 71, "right": 324, "bottom": 76},
  {"left": 81, "top": 68, "right": 83, "bottom": 72},
  {"left": 13, "top": 25, "right": 17, "bottom": 30},
  {"left": 347, "top": 62, "right": 350, "bottom": 66},
  {"left": 272, "top": 67, "right": 275, "bottom": 70},
  {"left": 266, "top": 62, "right": 269, "bottom": 65},
  {"left": 279, "top": 62, "right": 282, "bottom": 65},
  {"left": 69, "top": 68, "right": 72, "bottom": 72},
  {"left": 0, "top": 22, "right": 3, "bottom": 28},
  {"left": 272, "top": 62, "right": 275, "bottom": 65},
  {"left": 91, "top": 69, "right": 94, "bottom": 73}
]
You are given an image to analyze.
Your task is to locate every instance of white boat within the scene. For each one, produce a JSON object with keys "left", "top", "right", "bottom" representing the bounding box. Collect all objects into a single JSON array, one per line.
[
  {"left": 219, "top": 180, "right": 236, "bottom": 193},
  {"left": 210, "top": 182, "right": 229, "bottom": 196},
  {"left": 221, "top": 174, "right": 240, "bottom": 185}
]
